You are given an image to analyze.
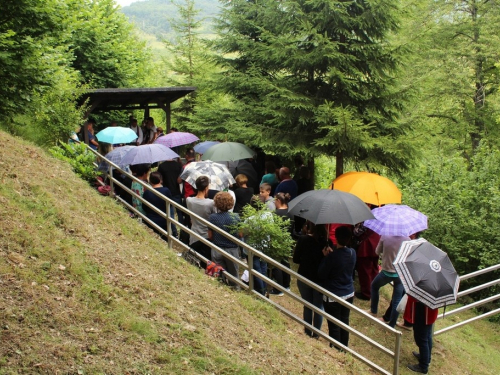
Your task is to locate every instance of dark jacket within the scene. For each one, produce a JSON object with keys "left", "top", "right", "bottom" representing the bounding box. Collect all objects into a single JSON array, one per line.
[
  {"left": 293, "top": 235, "right": 331, "bottom": 283},
  {"left": 317, "top": 246, "right": 356, "bottom": 297}
]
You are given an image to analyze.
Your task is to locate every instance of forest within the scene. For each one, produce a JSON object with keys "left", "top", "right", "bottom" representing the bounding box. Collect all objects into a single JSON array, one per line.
[{"left": 1, "top": 0, "right": 500, "bottom": 293}]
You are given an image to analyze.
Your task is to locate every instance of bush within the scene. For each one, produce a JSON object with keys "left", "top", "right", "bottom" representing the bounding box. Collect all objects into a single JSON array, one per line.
[
  {"left": 49, "top": 141, "right": 100, "bottom": 183},
  {"left": 236, "top": 203, "right": 295, "bottom": 262}
]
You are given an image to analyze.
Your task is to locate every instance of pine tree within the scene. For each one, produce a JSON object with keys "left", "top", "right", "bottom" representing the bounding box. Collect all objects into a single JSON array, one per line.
[{"left": 208, "top": 0, "right": 415, "bottom": 175}]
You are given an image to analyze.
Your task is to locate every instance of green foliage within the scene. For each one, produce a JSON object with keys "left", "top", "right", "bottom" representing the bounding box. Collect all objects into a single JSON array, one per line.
[
  {"left": 209, "top": 0, "right": 415, "bottom": 174},
  {"left": 400, "top": 144, "right": 500, "bottom": 279},
  {"left": 236, "top": 203, "right": 295, "bottom": 262},
  {"left": 49, "top": 141, "right": 100, "bottom": 182},
  {"left": 0, "top": 0, "right": 65, "bottom": 123},
  {"left": 66, "top": 0, "right": 151, "bottom": 88}
]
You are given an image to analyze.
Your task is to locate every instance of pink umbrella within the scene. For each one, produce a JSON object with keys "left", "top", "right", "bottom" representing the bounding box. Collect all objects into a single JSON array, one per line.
[{"left": 154, "top": 132, "right": 199, "bottom": 148}]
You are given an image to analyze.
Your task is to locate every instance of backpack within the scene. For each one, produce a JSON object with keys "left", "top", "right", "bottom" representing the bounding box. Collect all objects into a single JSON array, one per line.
[{"left": 205, "top": 261, "right": 224, "bottom": 278}]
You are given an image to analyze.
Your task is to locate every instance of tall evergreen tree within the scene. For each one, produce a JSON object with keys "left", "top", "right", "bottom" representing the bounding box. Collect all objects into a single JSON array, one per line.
[{"left": 208, "top": 0, "right": 415, "bottom": 175}]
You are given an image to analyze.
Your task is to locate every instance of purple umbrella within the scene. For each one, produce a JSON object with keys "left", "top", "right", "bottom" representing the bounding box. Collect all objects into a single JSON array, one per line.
[
  {"left": 193, "top": 141, "right": 220, "bottom": 154},
  {"left": 121, "top": 144, "right": 179, "bottom": 166},
  {"left": 154, "top": 132, "right": 199, "bottom": 148},
  {"left": 363, "top": 204, "right": 427, "bottom": 237}
]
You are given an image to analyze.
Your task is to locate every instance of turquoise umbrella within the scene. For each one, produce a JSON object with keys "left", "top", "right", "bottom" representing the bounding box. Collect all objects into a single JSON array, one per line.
[{"left": 96, "top": 127, "right": 138, "bottom": 144}]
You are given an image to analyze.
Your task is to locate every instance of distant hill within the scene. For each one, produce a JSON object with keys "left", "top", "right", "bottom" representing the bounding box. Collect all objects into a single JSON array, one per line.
[{"left": 121, "top": 0, "right": 220, "bottom": 40}]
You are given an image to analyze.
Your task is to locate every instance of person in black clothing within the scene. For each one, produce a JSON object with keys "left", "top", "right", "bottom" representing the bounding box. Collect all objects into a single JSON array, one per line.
[
  {"left": 318, "top": 226, "right": 356, "bottom": 350},
  {"left": 233, "top": 174, "right": 254, "bottom": 214},
  {"left": 143, "top": 172, "right": 173, "bottom": 239},
  {"left": 293, "top": 222, "right": 330, "bottom": 337},
  {"left": 158, "top": 158, "right": 185, "bottom": 231}
]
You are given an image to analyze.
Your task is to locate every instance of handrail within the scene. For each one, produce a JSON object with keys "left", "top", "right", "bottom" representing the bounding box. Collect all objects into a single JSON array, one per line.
[{"left": 91, "top": 146, "right": 403, "bottom": 375}]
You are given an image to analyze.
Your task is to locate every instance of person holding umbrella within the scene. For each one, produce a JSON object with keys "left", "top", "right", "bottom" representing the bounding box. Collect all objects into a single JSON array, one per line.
[
  {"left": 405, "top": 296, "right": 438, "bottom": 374},
  {"left": 369, "top": 234, "right": 410, "bottom": 327}
]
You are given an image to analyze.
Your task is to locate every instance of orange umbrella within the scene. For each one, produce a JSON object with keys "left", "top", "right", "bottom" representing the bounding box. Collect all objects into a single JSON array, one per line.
[{"left": 330, "top": 171, "right": 401, "bottom": 206}]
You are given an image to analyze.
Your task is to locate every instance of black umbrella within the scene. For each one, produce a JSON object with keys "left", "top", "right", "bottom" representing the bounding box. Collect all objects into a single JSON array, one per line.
[
  {"left": 287, "top": 189, "right": 375, "bottom": 225},
  {"left": 394, "top": 238, "right": 459, "bottom": 309}
]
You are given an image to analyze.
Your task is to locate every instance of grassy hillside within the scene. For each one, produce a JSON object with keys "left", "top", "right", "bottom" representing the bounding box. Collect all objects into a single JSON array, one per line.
[
  {"left": 1, "top": 130, "right": 500, "bottom": 374},
  {"left": 0, "top": 130, "right": 367, "bottom": 374}
]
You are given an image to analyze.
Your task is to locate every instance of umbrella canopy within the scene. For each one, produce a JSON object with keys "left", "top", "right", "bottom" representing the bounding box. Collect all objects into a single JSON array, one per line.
[
  {"left": 287, "top": 189, "right": 375, "bottom": 225},
  {"left": 394, "top": 238, "right": 459, "bottom": 309},
  {"left": 98, "top": 145, "right": 135, "bottom": 172},
  {"left": 201, "top": 142, "right": 256, "bottom": 162},
  {"left": 226, "top": 159, "right": 259, "bottom": 191},
  {"left": 331, "top": 171, "right": 402, "bottom": 206},
  {"left": 121, "top": 144, "right": 179, "bottom": 166},
  {"left": 363, "top": 204, "right": 427, "bottom": 237},
  {"left": 193, "top": 141, "right": 220, "bottom": 154},
  {"left": 95, "top": 127, "right": 138, "bottom": 144},
  {"left": 179, "top": 160, "right": 236, "bottom": 191},
  {"left": 154, "top": 131, "right": 199, "bottom": 148}
]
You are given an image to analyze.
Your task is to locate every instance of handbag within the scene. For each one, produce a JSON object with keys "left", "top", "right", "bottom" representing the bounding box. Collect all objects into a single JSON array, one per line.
[{"left": 396, "top": 294, "right": 408, "bottom": 313}]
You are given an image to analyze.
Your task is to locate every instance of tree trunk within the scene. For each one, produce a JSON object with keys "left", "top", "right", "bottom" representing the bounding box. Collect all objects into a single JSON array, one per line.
[{"left": 336, "top": 150, "right": 344, "bottom": 178}]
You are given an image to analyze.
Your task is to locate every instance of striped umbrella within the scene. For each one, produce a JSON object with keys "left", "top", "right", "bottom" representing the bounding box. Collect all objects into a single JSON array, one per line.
[
  {"left": 179, "top": 160, "right": 236, "bottom": 191},
  {"left": 394, "top": 238, "right": 459, "bottom": 309}
]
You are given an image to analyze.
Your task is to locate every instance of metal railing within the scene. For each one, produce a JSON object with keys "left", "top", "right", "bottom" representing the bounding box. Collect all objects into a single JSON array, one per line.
[
  {"left": 434, "top": 264, "right": 500, "bottom": 336},
  {"left": 91, "top": 147, "right": 404, "bottom": 375}
]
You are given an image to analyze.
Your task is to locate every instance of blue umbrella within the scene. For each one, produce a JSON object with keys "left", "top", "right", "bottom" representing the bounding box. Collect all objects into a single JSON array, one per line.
[
  {"left": 194, "top": 141, "right": 220, "bottom": 154},
  {"left": 98, "top": 145, "right": 135, "bottom": 172},
  {"left": 121, "top": 144, "right": 179, "bottom": 166},
  {"left": 95, "top": 127, "right": 138, "bottom": 144}
]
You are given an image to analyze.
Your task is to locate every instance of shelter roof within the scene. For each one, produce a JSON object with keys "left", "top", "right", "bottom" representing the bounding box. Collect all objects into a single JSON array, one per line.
[{"left": 79, "top": 87, "right": 196, "bottom": 112}]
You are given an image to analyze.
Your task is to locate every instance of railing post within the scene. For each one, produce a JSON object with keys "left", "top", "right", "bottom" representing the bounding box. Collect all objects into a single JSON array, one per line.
[
  {"left": 108, "top": 165, "right": 114, "bottom": 194},
  {"left": 393, "top": 332, "right": 402, "bottom": 375},
  {"left": 166, "top": 200, "right": 172, "bottom": 249},
  {"left": 248, "top": 248, "right": 254, "bottom": 292}
]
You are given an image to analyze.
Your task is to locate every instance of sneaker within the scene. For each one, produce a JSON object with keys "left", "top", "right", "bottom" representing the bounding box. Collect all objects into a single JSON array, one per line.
[
  {"left": 268, "top": 289, "right": 284, "bottom": 296},
  {"left": 412, "top": 351, "right": 420, "bottom": 361},
  {"left": 407, "top": 364, "right": 428, "bottom": 374}
]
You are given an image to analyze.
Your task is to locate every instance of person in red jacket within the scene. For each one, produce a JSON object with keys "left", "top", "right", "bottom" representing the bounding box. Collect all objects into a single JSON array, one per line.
[
  {"left": 404, "top": 296, "right": 438, "bottom": 374},
  {"left": 353, "top": 224, "right": 381, "bottom": 300}
]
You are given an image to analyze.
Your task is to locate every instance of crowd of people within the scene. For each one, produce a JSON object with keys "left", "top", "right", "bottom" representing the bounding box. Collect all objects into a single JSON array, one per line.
[{"left": 79, "top": 120, "right": 435, "bottom": 374}]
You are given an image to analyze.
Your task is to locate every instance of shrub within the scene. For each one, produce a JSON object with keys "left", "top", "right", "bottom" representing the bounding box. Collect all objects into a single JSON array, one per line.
[{"left": 49, "top": 141, "right": 100, "bottom": 183}]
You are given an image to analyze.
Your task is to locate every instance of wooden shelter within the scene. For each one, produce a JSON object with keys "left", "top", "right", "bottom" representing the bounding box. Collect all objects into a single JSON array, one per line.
[{"left": 78, "top": 86, "right": 196, "bottom": 143}]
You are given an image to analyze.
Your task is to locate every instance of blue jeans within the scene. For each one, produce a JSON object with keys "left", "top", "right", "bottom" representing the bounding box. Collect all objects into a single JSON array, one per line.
[
  {"left": 252, "top": 257, "right": 267, "bottom": 295},
  {"left": 297, "top": 279, "right": 324, "bottom": 336},
  {"left": 414, "top": 303, "right": 433, "bottom": 372},
  {"left": 169, "top": 204, "right": 178, "bottom": 238},
  {"left": 370, "top": 272, "right": 404, "bottom": 327}
]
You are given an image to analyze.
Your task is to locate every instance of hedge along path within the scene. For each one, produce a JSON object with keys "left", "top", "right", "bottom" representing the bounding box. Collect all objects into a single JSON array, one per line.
[{"left": 0, "top": 130, "right": 367, "bottom": 374}]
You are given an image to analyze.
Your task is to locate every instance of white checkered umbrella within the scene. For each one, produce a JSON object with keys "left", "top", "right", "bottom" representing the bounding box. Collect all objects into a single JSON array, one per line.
[
  {"left": 179, "top": 160, "right": 236, "bottom": 191},
  {"left": 394, "top": 238, "right": 459, "bottom": 309}
]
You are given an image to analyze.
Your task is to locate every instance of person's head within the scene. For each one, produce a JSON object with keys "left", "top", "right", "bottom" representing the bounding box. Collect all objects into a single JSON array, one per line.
[
  {"left": 185, "top": 148, "right": 195, "bottom": 160},
  {"left": 130, "top": 118, "right": 138, "bottom": 127},
  {"left": 133, "top": 163, "right": 151, "bottom": 179},
  {"left": 274, "top": 192, "right": 291, "bottom": 208},
  {"left": 335, "top": 226, "right": 352, "bottom": 247},
  {"left": 235, "top": 174, "right": 248, "bottom": 188},
  {"left": 195, "top": 175, "right": 210, "bottom": 192},
  {"left": 311, "top": 223, "right": 327, "bottom": 241},
  {"left": 279, "top": 167, "right": 291, "bottom": 180},
  {"left": 259, "top": 183, "right": 272, "bottom": 200},
  {"left": 265, "top": 161, "right": 276, "bottom": 175},
  {"left": 149, "top": 171, "right": 162, "bottom": 185},
  {"left": 156, "top": 127, "right": 164, "bottom": 135},
  {"left": 110, "top": 121, "right": 118, "bottom": 127},
  {"left": 213, "top": 192, "right": 234, "bottom": 212},
  {"left": 169, "top": 127, "right": 178, "bottom": 133},
  {"left": 86, "top": 119, "right": 96, "bottom": 131},
  {"left": 147, "top": 117, "right": 154, "bottom": 127}
]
